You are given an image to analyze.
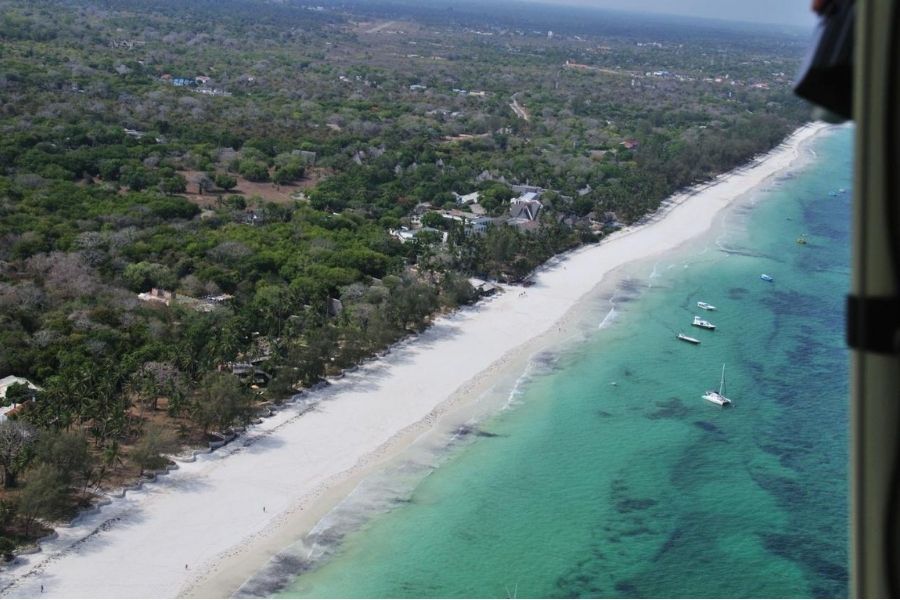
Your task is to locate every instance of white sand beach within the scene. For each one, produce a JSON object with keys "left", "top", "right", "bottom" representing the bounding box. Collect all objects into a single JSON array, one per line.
[{"left": 0, "top": 122, "right": 831, "bottom": 599}]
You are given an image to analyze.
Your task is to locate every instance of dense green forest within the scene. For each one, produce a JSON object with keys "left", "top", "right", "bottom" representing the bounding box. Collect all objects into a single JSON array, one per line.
[{"left": 0, "top": 0, "right": 810, "bottom": 554}]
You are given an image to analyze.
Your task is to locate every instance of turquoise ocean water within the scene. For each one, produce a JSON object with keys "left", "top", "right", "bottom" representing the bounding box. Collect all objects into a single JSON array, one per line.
[{"left": 267, "top": 127, "right": 852, "bottom": 599}]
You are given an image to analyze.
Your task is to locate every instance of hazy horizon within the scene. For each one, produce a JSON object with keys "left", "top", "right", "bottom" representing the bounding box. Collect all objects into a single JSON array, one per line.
[{"left": 516, "top": 0, "right": 818, "bottom": 29}]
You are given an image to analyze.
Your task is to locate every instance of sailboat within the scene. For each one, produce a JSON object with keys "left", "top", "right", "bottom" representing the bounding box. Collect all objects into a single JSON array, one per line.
[{"left": 702, "top": 363, "right": 732, "bottom": 407}]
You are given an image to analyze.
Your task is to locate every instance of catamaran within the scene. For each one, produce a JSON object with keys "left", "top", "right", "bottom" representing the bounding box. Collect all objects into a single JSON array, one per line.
[
  {"left": 691, "top": 315, "right": 716, "bottom": 330},
  {"left": 697, "top": 301, "right": 717, "bottom": 311},
  {"left": 703, "top": 363, "right": 732, "bottom": 407},
  {"left": 677, "top": 333, "right": 701, "bottom": 345}
]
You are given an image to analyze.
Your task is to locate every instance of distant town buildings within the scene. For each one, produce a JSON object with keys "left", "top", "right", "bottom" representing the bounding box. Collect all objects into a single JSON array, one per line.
[
  {"left": 453, "top": 191, "right": 481, "bottom": 205},
  {"left": 137, "top": 288, "right": 230, "bottom": 312},
  {"left": 161, "top": 74, "right": 232, "bottom": 96},
  {"left": 109, "top": 39, "right": 145, "bottom": 49},
  {"left": 389, "top": 226, "right": 447, "bottom": 243},
  {"left": 138, "top": 288, "right": 176, "bottom": 306}
]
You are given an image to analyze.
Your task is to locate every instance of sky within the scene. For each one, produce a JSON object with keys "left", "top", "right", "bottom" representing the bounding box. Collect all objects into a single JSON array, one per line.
[{"left": 525, "top": 0, "right": 818, "bottom": 28}]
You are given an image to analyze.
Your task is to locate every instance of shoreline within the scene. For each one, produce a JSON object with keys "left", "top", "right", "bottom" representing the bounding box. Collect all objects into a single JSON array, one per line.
[{"left": 0, "top": 122, "right": 831, "bottom": 599}]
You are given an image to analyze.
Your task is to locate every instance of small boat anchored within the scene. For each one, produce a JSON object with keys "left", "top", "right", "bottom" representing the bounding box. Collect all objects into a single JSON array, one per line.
[
  {"left": 703, "top": 363, "right": 733, "bottom": 407},
  {"left": 696, "top": 301, "right": 717, "bottom": 311},
  {"left": 691, "top": 315, "right": 716, "bottom": 330},
  {"left": 677, "top": 333, "right": 701, "bottom": 345},
  {"left": 796, "top": 234, "right": 808, "bottom": 245},
  {"left": 760, "top": 273, "right": 774, "bottom": 282}
]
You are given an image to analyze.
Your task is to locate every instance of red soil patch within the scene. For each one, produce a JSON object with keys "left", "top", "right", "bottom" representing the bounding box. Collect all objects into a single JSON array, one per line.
[{"left": 178, "top": 168, "right": 329, "bottom": 207}]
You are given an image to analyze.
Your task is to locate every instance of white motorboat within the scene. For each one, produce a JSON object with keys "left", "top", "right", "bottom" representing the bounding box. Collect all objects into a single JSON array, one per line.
[
  {"left": 697, "top": 301, "right": 717, "bottom": 311},
  {"left": 677, "top": 333, "right": 701, "bottom": 345},
  {"left": 691, "top": 315, "right": 716, "bottom": 330}
]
